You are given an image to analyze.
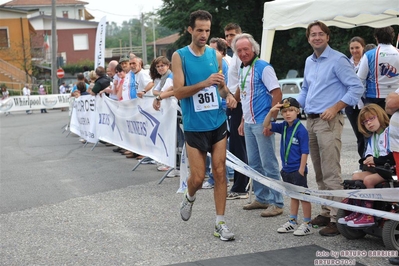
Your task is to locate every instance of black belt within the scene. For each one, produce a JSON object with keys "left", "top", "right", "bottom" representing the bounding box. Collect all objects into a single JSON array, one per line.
[{"left": 307, "top": 111, "right": 343, "bottom": 119}]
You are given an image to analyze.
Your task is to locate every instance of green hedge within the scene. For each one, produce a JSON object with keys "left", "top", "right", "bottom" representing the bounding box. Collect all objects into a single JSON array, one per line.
[{"left": 62, "top": 59, "right": 95, "bottom": 75}]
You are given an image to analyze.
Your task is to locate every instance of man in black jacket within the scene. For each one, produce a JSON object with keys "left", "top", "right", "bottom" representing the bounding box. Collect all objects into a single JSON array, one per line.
[{"left": 91, "top": 66, "right": 111, "bottom": 95}]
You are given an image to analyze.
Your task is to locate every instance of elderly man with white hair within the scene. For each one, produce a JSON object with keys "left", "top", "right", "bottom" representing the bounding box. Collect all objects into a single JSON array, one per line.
[{"left": 232, "top": 33, "right": 284, "bottom": 217}]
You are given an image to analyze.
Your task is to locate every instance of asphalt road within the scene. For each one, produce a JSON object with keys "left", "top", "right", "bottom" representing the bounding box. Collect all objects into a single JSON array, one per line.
[{"left": 0, "top": 110, "right": 395, "bottom": 265}]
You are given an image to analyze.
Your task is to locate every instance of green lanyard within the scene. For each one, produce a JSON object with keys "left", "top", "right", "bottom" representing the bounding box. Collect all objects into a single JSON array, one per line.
[
  {"left": 283, "top": 121, "right": 301, "bottom": 165},
  {"left": 240, "top": 57, "right": 258, "bottom": 92},
  {"left": 373, "top": 133, "right": 380, "bottom": 158}
]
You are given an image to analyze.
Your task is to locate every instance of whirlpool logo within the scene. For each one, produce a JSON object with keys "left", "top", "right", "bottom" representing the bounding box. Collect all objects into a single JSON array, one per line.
[{"left": 42, "top": 97, "right": 58, "bottom": 107}]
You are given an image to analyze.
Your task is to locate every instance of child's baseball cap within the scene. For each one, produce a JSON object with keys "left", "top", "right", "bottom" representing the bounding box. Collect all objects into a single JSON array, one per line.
[{"left": 280, "top": 97, "right": 300, "bottom": 109}]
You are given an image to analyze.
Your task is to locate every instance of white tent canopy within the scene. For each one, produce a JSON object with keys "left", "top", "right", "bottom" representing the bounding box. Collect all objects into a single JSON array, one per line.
[{"left": 260, "top": 0, "right": 399, "bottom": 62}]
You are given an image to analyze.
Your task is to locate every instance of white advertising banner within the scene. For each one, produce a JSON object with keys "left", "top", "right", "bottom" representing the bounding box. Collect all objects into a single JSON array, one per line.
[
  {"left": 70, "top": 95, "right": 178, "bottom": 167},
  {"left": 96, "top": 96, "right": 177, "bottom": 167},
  {"left": 94, "top": 16, "right": 107, "bottom": 68},
  {"left": 70, "top": 95, "right": 98, "bottom": 144},
  {"left": 0, "top": 94, "right": 70, "bottom": 113}
]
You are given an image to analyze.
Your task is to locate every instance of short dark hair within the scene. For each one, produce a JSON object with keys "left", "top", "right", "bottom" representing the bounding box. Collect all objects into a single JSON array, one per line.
[
  {"left": 76, "top": 73, "right": 85, "bottom": 81},
  {"left": 224, "top": 23, "right": 242, "bottom": 34},
  {"left": 306, "top": 21, "right": 330, "bottom": 39},
  {"left": 77, "top": 81, "right": 86, "bottom": 93},
  {"left": 115, "top": 64, "right": 123, "bottom": 73},
  {"left": 189, "top": 10, "right": 212, "bottom": 29},
  {"left": 209, "top": 37, "right": 228, "bottom": 56},
  {"left": 95, "top": 66, "right": 105, "bottom": 77},
  {"left": 374, "top": 26, "right": 395, "bottom": 44}
]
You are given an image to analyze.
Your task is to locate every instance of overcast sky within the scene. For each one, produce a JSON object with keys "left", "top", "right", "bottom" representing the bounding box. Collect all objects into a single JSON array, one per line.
[
  {"left": 0, "top": 0, "right": 164, "bottom": 25},
  {"left": 85, "top": 0, "right": 164, "bottom": 25}
]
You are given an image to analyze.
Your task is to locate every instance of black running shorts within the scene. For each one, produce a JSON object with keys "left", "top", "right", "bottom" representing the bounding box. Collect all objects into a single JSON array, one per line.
[{"left": 184, "top": 121, "right": 227, "bottom": 153}]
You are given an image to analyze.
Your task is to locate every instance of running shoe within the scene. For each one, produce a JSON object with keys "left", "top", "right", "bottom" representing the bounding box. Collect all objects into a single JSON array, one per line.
[
  {"left": 202, "top": 181, "right": 214, "bottom": 189},
  {"left": 214, "top": 221, "right": 235, "bottom": 241},
  {"left": 180, "top": 191, "right": 195, "bottom": 221}
]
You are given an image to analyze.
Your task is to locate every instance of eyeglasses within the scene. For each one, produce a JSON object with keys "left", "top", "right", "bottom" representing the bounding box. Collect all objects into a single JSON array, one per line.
[{"left": 362, "top": 116, "right": 377, "bottom": 125}]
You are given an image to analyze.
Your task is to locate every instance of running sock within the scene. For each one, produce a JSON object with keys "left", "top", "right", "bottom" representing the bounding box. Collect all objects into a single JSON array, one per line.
[
  {"left": 216, "top": 215, "right": 225, "bottom": 225},
  {"left": 186, "top": 192, "right": 196, "bottom": 202},
  {"left": 303, "top": 217, "right": 311, "bottom": 224}
]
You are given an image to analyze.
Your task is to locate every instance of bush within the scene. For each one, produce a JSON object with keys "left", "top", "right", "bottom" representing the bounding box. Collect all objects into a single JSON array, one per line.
[{"left": 62, "top": 59, "right": 95, "bottom": 75}]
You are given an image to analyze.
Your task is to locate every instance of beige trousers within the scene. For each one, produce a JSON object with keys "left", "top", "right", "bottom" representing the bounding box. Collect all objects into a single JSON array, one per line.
[{"left": 307, "top": 114, "right": 344, "bottom": 222}]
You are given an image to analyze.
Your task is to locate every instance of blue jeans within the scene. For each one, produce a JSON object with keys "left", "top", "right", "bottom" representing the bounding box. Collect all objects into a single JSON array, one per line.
[{"left": 244, "top": 123, "right": 283, "bottom": 208}]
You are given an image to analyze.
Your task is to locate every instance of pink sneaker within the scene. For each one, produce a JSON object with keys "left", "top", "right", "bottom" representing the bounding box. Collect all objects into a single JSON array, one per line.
[
  {"left": 337, "top": 212, "right": 361, "bottom": 224},
  {"left": 347, "top": 214, "right": 374, "bottom": 227}
]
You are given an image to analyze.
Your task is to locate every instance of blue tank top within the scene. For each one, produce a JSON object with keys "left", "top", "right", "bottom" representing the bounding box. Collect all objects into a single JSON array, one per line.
[{"left": 177, "top": 46, "right": 226, "bottom": 132}]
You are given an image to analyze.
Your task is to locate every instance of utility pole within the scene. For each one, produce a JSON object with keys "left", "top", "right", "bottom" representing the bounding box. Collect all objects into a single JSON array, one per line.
[
  {"left": 152, "top": 17, "right": 156, "bottom": 59},
  {"left": 51, "top": 0, "right": 58, "bottom": 94},
  {"left": 129, "top": 30, "right": 132, "bottom": 54},
  {"left": 141, "top": 13, "right": 147, "bottom": 65}
]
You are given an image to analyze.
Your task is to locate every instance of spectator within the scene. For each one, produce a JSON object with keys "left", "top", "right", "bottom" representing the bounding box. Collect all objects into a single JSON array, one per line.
[
  {"left": 1, "top": 84, "right": 11, "bottom": 116},
  {"left": 297, "top": 21, "right": 364, "bottom": 236},
  {"left": 38, "top": 85, "right": 47, "bottom": 113},
  {"left": 233, "top": 33, "right": 284, "bottom": 217},
  {"left": 345, "top": 36, "right": 366, "bottom": 162},
  {"left": 340, "top": 104, "right": 393, "bottom": 227},
  {"left": 223, "top": 22, "right": 250, "bottom": 200},
  {"left": 264, "top": 97, "right": 312, "bottom": 236},
  {"left": 77, "top": 81, "right": 90, "bottom": 96},
  {"left": 91, "top": 66, "right": 112, "bottom": 95},
  {"left": 358, "top": 26, "right": 399, "bottom": 110},
  {"left": 22, "top": 84, "right": 32, "bottom": 114},
  {"left": 71, "top": 73, "right": 89, "bottom": 96},
  {"left": 133, "top": 57, "right": 154, "bottom": 98}
]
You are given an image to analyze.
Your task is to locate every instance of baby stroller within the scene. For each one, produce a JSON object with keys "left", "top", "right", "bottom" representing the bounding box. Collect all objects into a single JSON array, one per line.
[{"left": 336, "top": 164, "right": 399, "bottom": 250}]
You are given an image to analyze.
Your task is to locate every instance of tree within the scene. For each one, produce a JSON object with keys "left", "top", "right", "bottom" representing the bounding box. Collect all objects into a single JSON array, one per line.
[
  {"left": 158, "top": 0, "right": 399, "bottom": 78},
  {"left": 0, "top": 33, "right": 41, "bottom": 83}
]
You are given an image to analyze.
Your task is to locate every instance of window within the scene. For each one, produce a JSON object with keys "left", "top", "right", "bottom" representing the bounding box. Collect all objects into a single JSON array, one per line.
[
  {"left": 281, "top": 83, "right": 300, "bottom": 94},
  {"left": 73, "top": 34, "right": 89, "bottom": 51},
  {"left": 0, "top": 28, "right": 9, "bottom": 48},
  {"left": 62, "top": 11, "right": 68, "bottom": 18}
]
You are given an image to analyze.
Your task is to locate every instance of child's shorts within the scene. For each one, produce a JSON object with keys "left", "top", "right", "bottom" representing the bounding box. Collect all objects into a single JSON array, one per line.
[{"left": 280, "top": 170, "right": 308, "bottom": 188}]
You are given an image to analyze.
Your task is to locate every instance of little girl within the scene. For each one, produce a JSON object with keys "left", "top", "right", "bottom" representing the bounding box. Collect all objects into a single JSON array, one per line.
[{"left": 339, "top": 103, "right": 394, "bottom": 227}]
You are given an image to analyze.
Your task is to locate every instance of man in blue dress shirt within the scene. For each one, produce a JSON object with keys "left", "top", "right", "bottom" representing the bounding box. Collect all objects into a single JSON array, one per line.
[{"left": 297, "top": 21, "right": 364, "bottom": 237}]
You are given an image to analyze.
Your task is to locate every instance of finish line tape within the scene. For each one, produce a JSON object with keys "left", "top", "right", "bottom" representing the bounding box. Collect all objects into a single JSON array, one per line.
[{"left": 225, "top": 151, "right": 399, "bottom": 222}]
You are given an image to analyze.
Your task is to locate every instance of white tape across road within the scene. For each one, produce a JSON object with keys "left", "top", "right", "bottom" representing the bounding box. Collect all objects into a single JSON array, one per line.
[{"left": 225, "top": 151, "right": 399, "bottom": 222}]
